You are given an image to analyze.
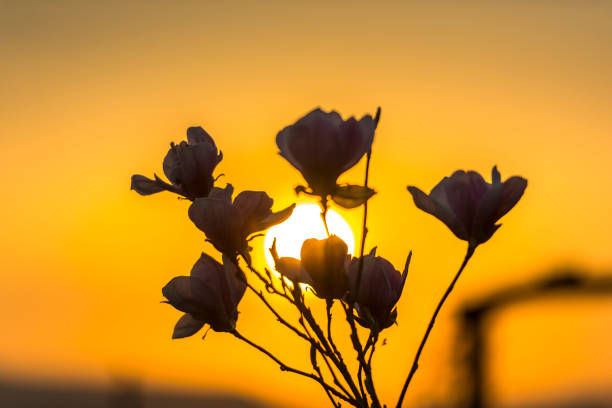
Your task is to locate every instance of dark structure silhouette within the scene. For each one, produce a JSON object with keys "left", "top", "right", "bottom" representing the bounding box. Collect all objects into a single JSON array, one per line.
[
  {"left": 0, "top": 377, "right": 271, "bottom": 408},
  {"left": 456, "top": 269, "right": 612, "bottom": 408}
]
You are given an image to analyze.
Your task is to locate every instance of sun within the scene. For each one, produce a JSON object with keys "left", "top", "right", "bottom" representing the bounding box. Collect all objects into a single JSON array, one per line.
[{"left": 263, "top": 203, "right": 355, "bottom": 271}]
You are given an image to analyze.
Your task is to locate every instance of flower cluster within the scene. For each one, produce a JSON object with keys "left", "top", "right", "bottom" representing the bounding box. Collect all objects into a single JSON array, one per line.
[{"left": 131, "top": 107, "right": 527, "bottom": 408}]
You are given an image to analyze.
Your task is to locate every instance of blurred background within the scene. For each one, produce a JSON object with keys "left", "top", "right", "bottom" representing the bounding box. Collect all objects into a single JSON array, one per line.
[{"left": 1, "top": 0, "right": 611, "bottom": 407}]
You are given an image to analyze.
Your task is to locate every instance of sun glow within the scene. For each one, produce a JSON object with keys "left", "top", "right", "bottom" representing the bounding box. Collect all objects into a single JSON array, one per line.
[{"left": 263, "top": 203, "right": 355, "bottom": 270}]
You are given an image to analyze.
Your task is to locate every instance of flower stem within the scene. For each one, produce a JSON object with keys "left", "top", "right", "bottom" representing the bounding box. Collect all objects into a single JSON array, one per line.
[
  {"left": 395, "top": 243, "right": 477, "bottom": 408},
  {"left": 320, "top": 197, "right": 331, "bottom": 237},
  {"left": 346, "top": 108, "right": 382, "bottom": 407},
  {"left": 296, "top": 298, "right": 365, "bottom": 406},
  {"left": 354, "top": 147, "right": 372, "bottom": 296}
]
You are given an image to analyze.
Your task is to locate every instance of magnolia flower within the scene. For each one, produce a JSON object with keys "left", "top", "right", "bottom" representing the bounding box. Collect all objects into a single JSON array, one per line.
[
  {"left": 407, "top": 166, "right": 527, "bottom": 246},
  {"left": 162, "top": 253, "right": 246, "bottom": 338},
  {"left": 188, "top": 184, "right": 295, "bottom": 258},
  {"left": 348, "top": 249, "right": 411, "bottom": 331},
  {"left": 131, "top": 126, "right": 222, "bottom": 200},
  {"left": 276, "top": 108, "right": 378, "bottom": 208},
  {"left": 273, "top": 235, "right": 350, "bottom": 300}
]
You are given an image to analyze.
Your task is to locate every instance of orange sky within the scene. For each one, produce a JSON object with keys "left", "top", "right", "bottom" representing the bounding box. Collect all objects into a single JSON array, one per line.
[{"left": 1, "top": 1, "right": 611, "bottom": 407}]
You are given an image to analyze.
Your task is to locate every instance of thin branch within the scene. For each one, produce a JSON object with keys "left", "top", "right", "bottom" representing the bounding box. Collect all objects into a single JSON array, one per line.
[
  {"left": 245, "top": 282, "right": 311, "bottom": 343},
  {"left": 353, "top": 106, "right": 380, "bottom": 302},
  {"left": 395, "top": 243, "right": 477, "bottom": 408},
  {"left": 231, "top": 330, "right": 354, "bottom": 405},
  {"left": 345, "top": 108, "right": 383, "bottom": 407},
  {"left": 297, "top": 298, "right": 365, "bottom": 406},
  {"left": 321, "top": 197, "right": 331, "bottom": 237},
  {"left": 326, "top": 299, "right": 342, "bottom": 361},
  {"left": 310, "top": 342, "right": 341, "bottom": 408},
  {"left": 343, "top": 303, "right": 380, "bottom": 408},
  {"left": 298, "top": 310, "right": 352, "bottom": 399},
  {"left": 357, "top": 333, "right": 375, "bottom": 399},
  {"left": 242, "top": 256, "right": 354, "bottom": 402}
]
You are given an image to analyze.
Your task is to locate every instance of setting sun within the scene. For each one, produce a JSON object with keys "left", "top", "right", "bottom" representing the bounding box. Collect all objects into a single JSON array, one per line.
[{"left": 263, "top": 203, "right": 356, "bottom": 270}]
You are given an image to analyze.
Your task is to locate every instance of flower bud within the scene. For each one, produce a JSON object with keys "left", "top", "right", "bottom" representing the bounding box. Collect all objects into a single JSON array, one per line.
[
  {"left": 131, "top": 126, "right": 222, "bottom": 200},
  {"left": 348, "top": 250, "right": 410, "bottom": 331},
  {"left": 300, "top": 235, "right": 350, "bottom": 299}
]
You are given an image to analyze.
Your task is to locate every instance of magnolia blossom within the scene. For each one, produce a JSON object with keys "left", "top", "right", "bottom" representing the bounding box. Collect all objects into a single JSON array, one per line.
[
  {"left": 276, "top": 108, "right": 377, "bottom": 206},
  {"left": 189, "top": 184, "right": 295, "bottom": 258},
  {"left": 274, "top": 235, "right": 350, "bottom": 300},
  {"left": 348, "top": 249, "right": 411, "bottom": 331},
  {"left": 407, "top": 166, "right": 527, "bottom": 246},
  {"left": 131, "top": 126, "right": 222, "bottom": 200},
  {"left": 162, "top": 253, "right": 246, "bottom": 338}
]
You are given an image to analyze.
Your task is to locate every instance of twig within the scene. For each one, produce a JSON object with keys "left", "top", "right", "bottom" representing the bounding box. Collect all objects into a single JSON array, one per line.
[
  {"left": 231, "top": 330, "right": 353, "bottom": 405},
  {"left": 395, "top": 243, "right": 477, "bottom": 408},
  {"left": 326, "top": 299, "right": 342, "bottom": 361},
  {"left": 320, "top": 197, "right": 331, "bottom": 237},
  {"left": 345, "top": 107, "right": 382, "bottom": 407},
  {"left": 297, "top": 298, "right": 365, "bottom": 406}
]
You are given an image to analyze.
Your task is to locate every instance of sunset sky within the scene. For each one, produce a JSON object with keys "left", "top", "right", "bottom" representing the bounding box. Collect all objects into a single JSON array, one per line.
[{"left": 1, "top": 1, "right": 611, "bottom": 407}]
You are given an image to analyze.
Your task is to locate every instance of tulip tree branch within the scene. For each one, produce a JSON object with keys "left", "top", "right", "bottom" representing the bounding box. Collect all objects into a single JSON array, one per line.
[
  {"left": 242, "top": 257, "right": 355, "bottom": 403},
  {"left": 244, "top": 281, "right": 312, "bottom": 342},
  {"left": 295, "top": 296, "right": 365, "bottom": 406},
  {"left": 395, "top": 243, "right": 477, "bottom": 408},
  {"left": 326, "top": 300, "right": 343, "bottom": 364},
  {"left": 297, "top": 308, "right": 352, "bottom": 400},
  {"left": 233, "top": 259, "right": 311, "bottom": 345},
  {"left": 343, "top": 107, "right": 383, "bottom": 408},
  {"left": 343, "top": 303, "right": 381, "bottom": 408},
  {"left": 353, "top": 106, "right": 380, "bottom": 298},
  {"left": 310, "top": 342, "right": 342, "bottom": 408},
  {"left": 231, "top": 330, "right": 354, "bottom": 405},
  {"left": 357, "top": 333, "right": 377, "bottom": 402}
]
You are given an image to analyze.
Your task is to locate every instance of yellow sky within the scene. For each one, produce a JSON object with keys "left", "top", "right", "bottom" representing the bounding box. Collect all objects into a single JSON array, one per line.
[{"left": 1, "top": 1, "right": 611, "bottom": 407}]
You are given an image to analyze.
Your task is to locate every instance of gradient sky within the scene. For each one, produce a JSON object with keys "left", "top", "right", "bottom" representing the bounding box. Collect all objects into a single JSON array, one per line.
[{"left": 1, "top": 1, "right": 611, "bottom": 407}]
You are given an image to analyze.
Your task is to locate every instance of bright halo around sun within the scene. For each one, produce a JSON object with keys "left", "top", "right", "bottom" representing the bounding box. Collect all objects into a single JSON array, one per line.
[{"left": 263, "top": 203, "right": 355, "bottom": 271}]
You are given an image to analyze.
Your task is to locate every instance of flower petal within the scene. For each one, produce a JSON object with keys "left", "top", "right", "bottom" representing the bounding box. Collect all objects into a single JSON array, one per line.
[
  {"left": 172, "top": 313, "right": 205, "bottom": 339},
  {"left": 275, "top": 256, "right": 313, "bottom": 285},
  {"left": 208, "top": 184, "right": 234, "bottom": 202},
  {"left": 233, "top": 191, "right": 274, "bottom": 234},
  {"left": 494, "top": 176, "right": 527, "bottom": 221},
  {"left": 176, "top": 143, "right": 220, "bottom": 198},
  {"left": 221, "top": 254, "right": 247, "bottom": 308},
  {"left": 186, "top": 126, "right": 216, "bottom": 146},
  {"left": 444, "top": 171, "right": 480, "bottom": 237},
  {"left": 407, "top": 185, "right": 467, "bottom": 240},
  {"left": 257, "top": 203, "right": 296, "bottom": 232},
  {"left": 472, "top": 170, "right": 527, "bottom": 244},
  {"left": 162, "top": 276, "right": 201, "bottom": 314},
  {"left": 130, "top": 174, "right": 165, "bottom": 195},
  {"left": 162, "top": 143, "right": 181, "bottom": 184},
  {"left": 337, "top": 114, "right": 375, "bottom": 174},
  {"left": 188, "top": 197, "right": 243, "bottom": 254},
  {"left": 301, "top": 236, "right": 349, "bottom": 299}
]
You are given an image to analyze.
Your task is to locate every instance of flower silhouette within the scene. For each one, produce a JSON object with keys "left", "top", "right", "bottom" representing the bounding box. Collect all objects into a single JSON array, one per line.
[
  {"left": 348, "top": 249, "right": 411, "bottom": 331},
  {"left": 274, "top": 235, "right": 351, "bottom": 300},
  {"left": 276, "top": 108, "right": 377, "bottom": 207},
  {"left": 407, "top": 166, "right": 527, "bottom": 246},
  {"left": 188, "top": 184, "right": 295, "bottom": 258},
  {"left": 162, "top": 253, "right": 246, "bottom": 338},
  {"left": 131, "top": 126, "right": 222, "bottom": 200}
]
